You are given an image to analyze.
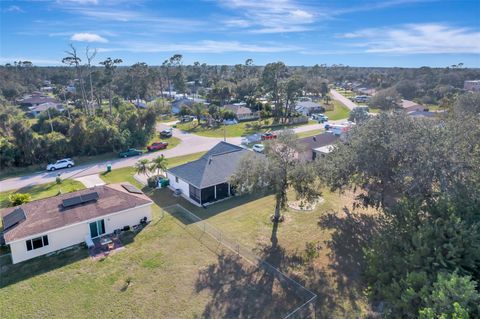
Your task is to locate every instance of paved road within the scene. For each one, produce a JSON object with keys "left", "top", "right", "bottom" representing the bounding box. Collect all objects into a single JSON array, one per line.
[
  {"left": 1, "top": 122, "right": 335, "bottom": 192},
  {"left": 330, "top": 89, "right": 358, "bottom": 110}
]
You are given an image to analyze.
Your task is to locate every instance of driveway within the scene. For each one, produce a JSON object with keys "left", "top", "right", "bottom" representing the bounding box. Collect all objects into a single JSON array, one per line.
[
  {"left": 330, "top": 89, "right": 358, "bottom": 110},
  {"left": 1, "top": 121, "right": 338, "bottom": 192}
]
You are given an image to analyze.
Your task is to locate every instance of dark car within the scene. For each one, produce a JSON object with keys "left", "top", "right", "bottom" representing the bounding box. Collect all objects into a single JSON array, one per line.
[
  {"left": 160, "top": 128, "right": 173, "bottom": 138},
  {"left": 147, "top": 142, "right": 168, "bottom": 152},
  {"left": 261, "top": 132, "right": 277, "bottom": 140},
  {"left": 119, "top": 148, "right": 143, "bottom": 158}
]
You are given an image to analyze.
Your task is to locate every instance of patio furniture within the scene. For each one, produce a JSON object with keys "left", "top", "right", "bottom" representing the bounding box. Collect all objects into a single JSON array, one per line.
[
  {"left": 100, "top": 237, "right": 113, "bottom": 246},
  {"left": 107, "top": 242, "right": 114, "bottom": 250}
]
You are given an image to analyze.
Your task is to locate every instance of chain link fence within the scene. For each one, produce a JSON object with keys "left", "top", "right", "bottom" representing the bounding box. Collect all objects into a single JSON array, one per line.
[{"left": 163, "top": 204, "right": 317, "bottom": 319}]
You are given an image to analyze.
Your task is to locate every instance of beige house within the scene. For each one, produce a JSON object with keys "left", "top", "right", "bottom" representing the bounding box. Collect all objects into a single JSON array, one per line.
[
  {"left": 223, "top": 104, "right": 259, "bottom": 121},
  {"left": 0, "top": 183, "right": 152, "bottom": 264}
]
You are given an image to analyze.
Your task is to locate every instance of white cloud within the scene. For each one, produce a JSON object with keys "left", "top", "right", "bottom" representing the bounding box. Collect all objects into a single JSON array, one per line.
[
  {"left": 57, "top": 0, "right": 99, "bottom": 4},
  {"left": 4, "top": 5, "right": 24, "bottom": 13},
  {"left": 98, "top": 40, "right": 300, "bottom": 54},
  {"left": 71, "top": 32, "right": 108, "bottom": 43},
  {"left": 338, "top": 24, "right": 480, "bottom": 54},
  {"left": 219, "top": 0, "right": 318, "bottom": 33}
]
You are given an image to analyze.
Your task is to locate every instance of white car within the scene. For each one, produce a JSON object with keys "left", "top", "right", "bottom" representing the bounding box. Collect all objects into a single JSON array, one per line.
[
  {"left": 47, "top": 158, "right": 75, "bottom": 171},
  {"left": 252, "top": 144, "right": 265, "bottom": 153}
]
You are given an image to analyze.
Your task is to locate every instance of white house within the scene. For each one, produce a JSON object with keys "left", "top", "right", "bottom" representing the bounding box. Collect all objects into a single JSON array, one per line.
[
  {"left": 464, "top": 80, "right": 480, "bottom": 92},
  {"left": 0, "top": 183, "right": 153, "bottom": 264},
  {"left": 166, "top": 142, "right": 253, "bottom": 206}
]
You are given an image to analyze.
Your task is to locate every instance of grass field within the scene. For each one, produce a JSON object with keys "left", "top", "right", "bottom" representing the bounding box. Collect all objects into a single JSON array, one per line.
[
  {"left": 296, "top": 129, "right": 324, "bottom": 139},
  {"left": 0, "top": 179, "right": 85, "bottom": 209},
  {"left": 325, "top": 100, "right": 350, "bottom": 120},
  {"left": 148, "top": 187, "right": 374, "bottom": 317},
  {"left": 177, "top": 118, "right": 316, "bottom": 138}
]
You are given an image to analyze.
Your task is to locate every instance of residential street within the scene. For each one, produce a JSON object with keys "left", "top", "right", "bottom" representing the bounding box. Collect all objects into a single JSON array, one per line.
[
  {"left": 0, "top": 122, "right": 332, "bottom": 192},
  {"left": 330, "top": 89, "right": 358, "bottom": 110}
]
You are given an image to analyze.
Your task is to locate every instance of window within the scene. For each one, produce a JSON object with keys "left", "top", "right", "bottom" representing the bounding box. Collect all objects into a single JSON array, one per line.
[
  {"left": 89, "top": 219, "right": 106, "bottom": 238},
  {"left": 26, "top": 235, "right": 49, "bottom": 251}
]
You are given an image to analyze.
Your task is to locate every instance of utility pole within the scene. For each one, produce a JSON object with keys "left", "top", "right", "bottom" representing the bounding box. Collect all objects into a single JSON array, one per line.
[{"left": 47, "top": 108, "right": 54, "bottom": 133}]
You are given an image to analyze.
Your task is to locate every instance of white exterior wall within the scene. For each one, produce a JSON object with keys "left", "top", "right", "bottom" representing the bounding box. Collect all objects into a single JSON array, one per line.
[
  {"left": 8, "top": 204, "right": 152, "bottom": 264},
  {"left": 166, "top": 172, "right": 190, "bottom": 197}
]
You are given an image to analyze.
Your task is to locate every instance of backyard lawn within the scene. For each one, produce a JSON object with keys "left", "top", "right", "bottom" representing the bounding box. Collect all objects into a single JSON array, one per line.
[
  {"left": 324, "top": 100, "right": 350, "bottom": 120},
  {"left": 148, "top": 187, "right": 376, "bottom": 318}
]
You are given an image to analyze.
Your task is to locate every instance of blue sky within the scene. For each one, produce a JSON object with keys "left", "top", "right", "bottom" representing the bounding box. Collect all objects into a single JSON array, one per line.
[{"left": 1, "top": 0, "right": 479, "bottom": 67}]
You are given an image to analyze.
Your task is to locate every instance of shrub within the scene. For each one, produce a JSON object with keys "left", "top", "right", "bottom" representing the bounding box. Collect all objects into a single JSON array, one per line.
[
  {"left": 8, "top": 193, "right": 31, "bottom": 206},
  {"left": 147, "top": 175, "right": 161, "bottom": 188}
]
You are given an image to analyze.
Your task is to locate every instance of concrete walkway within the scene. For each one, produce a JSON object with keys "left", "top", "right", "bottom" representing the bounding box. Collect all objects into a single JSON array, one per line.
[
  {"left": 330, "top": 89, "right": 358, "bottom": 110},
  {"left": 74, "top": 174, "right": 106, "bottom": 188}
]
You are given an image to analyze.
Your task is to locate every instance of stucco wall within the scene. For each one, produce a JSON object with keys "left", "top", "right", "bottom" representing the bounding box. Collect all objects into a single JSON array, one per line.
[
  {"left": 166, "top": 172, "right": 190, "bottom": 197},
  {"left": 9, "top": 204, "right": 152, "bottom": 264}
]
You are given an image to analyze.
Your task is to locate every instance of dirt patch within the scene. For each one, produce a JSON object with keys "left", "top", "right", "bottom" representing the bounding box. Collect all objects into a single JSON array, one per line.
[{"left": 288, "top": 197, "right": 325, "bottom": 211}]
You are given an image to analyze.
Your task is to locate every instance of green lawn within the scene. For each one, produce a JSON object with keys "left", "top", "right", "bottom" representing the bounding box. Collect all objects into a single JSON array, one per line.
[
  {"left": 0, "top": 179, "right": 85, "bottom": 209},
  {"left": 99, "top": 152, "right": 206, "bottom": 188},
  {"left": 177, "top": 118, "right": 316, "bottom": 138},
  {"left": 148, "top": 187, "right": 375, "bottom": 317},
  {"left": 324, "top": 100, "right": 350, "bottom": 120},
  {"left": 177, "top": 120, "right": 262, "bottom": 138},
  {"left": 296, "top": 129, "right": 324, "bottom": 139}
]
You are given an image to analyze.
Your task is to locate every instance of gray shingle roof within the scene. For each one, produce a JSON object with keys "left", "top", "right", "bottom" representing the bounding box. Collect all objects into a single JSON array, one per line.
[{"left": 168, "top": 142, "right": 249, "bottom": 188}]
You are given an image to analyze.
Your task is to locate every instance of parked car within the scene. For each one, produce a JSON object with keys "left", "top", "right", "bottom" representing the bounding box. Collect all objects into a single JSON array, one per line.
[
  {"left": 46, "top": 158, "right": 75, "bottom": 171},
  {"left": 261, "top": 132, "right": 277, "bottom": 140},
  {"left": 313, "top": 113, "right": 329, "bottom": 123},
  {"left": 160, "top": 128, "right": 173, "bottom": 138},
  {"left": 179, "top": 115, "right": 195, "bottom": 122},
  {"left": 223, "top": 119, "right": 238, "bottom": 125},
  {"left": 252, "top": 144, "right": 265, "bottom": 153},
  {"left": 119, "top": 148, "right": 143, "bottom": 158},
  {"left": 147, "top": 142, "right": 168, "bottom": 152}
]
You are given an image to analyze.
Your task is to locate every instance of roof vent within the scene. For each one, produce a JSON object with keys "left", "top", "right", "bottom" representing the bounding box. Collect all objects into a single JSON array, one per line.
[
  {"left": 3, "top": 207, "right": 26, "bottom": 230},
  {"left": 62, "top": 191, "right": 99, "bottom": 208}
]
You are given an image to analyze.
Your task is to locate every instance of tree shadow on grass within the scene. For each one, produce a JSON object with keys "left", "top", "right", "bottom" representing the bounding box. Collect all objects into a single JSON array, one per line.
[
  {"left": 317, "top": 207, "right": 381, "bottom": 312},
  {"left": 194, "top": 252, "right": 302, "bottom": 319}
]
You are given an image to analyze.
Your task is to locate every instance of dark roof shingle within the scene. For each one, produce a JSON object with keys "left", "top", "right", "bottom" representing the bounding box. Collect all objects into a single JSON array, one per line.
[{"left": 168, "top": 142, "right": 250, "bottom": 188}]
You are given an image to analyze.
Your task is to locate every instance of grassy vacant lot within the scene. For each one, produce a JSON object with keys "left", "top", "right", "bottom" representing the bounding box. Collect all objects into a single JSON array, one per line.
[
  {"left": 296, "top": 129, "right": 324, "bottom": 139},
  {"left": 325, "top": 100, "right": 350, "bottom": 120},
  {"left": 177, "top": 118, "right": 316, "bottom": 138},
  {"left": 0, "top": 179, "right": 85, "bottom": 209}
]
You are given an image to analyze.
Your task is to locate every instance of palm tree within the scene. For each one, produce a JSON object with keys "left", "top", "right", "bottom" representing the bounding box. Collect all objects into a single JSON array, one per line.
[
  {"left": 149, "top": 155, "right": 168, "bottom": 177},
  {"left": 134, "top": 159, "right": 151, "bottom": 177}
]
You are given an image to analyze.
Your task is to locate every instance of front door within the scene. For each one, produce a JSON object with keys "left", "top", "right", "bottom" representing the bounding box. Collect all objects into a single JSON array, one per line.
[{"left": 89, "top": 219, "right": 105, "bottom": 238}]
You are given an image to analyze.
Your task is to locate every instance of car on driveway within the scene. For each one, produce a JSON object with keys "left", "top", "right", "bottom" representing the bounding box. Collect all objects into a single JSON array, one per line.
[
  {"left": 119, "top": 148, "right": 143, "bottom": 158},
  {"left": 252, "top": 144, "right": 265, "bottom": 153},
  {"left": 46, "top": 158, "right": 75, "bottom": 171},
  {"left": 160, "top": 128, "right": 173, "bottom": 138},
  {"left": 315, "top": 114, "right": 329, "bottom": 123},
  {"left": 147, "top": 142, "right": 168, "bottom": 152},
  {"left": 261, "top": 132, "right": 277, "bottom": 140}
]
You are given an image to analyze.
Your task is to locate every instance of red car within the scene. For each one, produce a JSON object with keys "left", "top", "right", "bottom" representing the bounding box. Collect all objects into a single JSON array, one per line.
[
  {"left": 261, "top": 132, "right": 277, "bottom": 140},
  {"left": 147, "top": 142, "right": 168, "bottom": 152}
]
